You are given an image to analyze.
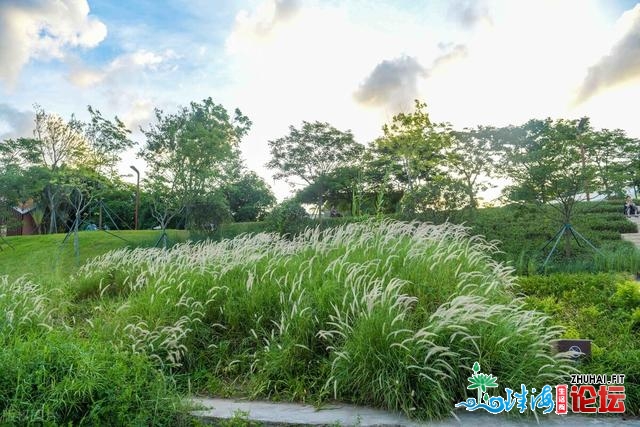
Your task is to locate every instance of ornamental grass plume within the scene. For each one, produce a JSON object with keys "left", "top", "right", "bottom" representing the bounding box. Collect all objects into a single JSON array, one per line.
[{"left": 72, "top": 219, "right": 575, "bottom": 419}]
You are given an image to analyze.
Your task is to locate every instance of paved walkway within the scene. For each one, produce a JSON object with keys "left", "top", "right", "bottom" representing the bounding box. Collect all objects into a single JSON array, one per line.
[
  {"left": 621, "top": 215, "right": 640, "bottom": 247},
  {"left": 190, "top": 397, "right": 640, "bottom": 426}
]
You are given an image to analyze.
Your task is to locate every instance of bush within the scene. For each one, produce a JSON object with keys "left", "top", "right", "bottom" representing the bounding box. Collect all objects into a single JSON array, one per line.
[
  {"left": 520, "top": 273, "right": 640, "bottom": 415},
  {"left": 265, "top": 199, "right": 311, "bottom": 236},
  {"left": 612, "top": 281, "right": 640, "bottom": 309},
  {"left": 0, "top": 332, "right": 185, "bottom": 425}
]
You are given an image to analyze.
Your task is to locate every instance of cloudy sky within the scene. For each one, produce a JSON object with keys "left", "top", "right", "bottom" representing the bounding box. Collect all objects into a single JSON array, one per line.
[{"left": 1, "top": 0, "right": 640, "bottom": 201}]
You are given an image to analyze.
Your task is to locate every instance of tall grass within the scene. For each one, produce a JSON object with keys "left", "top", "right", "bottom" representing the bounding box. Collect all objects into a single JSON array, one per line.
[
  {"left": 0, "top": 276, "right": 56, "bottom": 343},
  {"left": 68, "top": 219, "right": 575, "bottom": 419}
]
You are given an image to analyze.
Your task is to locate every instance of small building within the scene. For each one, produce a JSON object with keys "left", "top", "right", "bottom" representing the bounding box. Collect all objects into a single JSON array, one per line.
[{"left": 0, "top": 200, "right": 37, "bottom": 237}]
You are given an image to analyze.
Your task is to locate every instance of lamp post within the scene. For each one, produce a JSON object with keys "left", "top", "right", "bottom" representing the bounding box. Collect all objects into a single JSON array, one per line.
[{"left": 130, "top": 165, "right": 140, "bottom": 230}]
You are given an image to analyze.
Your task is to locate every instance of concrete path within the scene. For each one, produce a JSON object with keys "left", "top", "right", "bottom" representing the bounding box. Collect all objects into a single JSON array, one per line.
[
  {"left": 190, "top": 397, "right": 640, "bottom": 426},
  {"left": 622, "top": 215, "right": 640, "bottom": 247}
]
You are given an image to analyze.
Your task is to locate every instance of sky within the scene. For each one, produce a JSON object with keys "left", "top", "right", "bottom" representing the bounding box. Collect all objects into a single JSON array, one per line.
[{"left": 1, "top": 0, "right": 640, "bottom": 203}]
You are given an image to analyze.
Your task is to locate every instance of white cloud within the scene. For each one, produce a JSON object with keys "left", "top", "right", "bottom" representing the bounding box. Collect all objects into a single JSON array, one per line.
[
  {"left": 122, "top": 99, "right": 155, "bottom": 134},
  {"left": 576, "top": 4, "right": 640, "bottom": 104},
  {"left": 0, "top": 0, "right": 107, "bottom": 86},
  {"left": 353, "top": 56, "right": 428, "bottom": 112},
  {"left": 229, "top": 0, "right": 301, "bottom": 43},
  {"left": 68, "top": 49, "right": 178, "bottom": 88},
  {"left": 353, "top": 45, "right": 468, "bottom": 113},
  {"left": 448, "top": 0, "right": 492, "bottom": 28},
  {"left": 0, "top": 104, "right": 34, "bottom": 140},
  {"left": 68, "top": 68, "right": 105, "bottom": 87}
]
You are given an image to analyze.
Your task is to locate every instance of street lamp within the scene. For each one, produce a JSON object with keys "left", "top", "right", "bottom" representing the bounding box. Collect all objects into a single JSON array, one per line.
[{"left": 130, "top": 165, "right": 140, "bottom": 230}]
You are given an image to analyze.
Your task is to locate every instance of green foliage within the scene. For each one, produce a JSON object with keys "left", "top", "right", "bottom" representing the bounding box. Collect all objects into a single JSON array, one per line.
[
  {"left": 612, "top": 281, "right": 640, "bottom": 309},
  {"left": 67, "top": 220, "right": 573, "bottom": 420},
  {"left": 520, "top": 273, "right": 640, "bottom": 415},
  {"left": 223, "top": 171, "right": 276, "bottom": 222},
  {"left": 217, "top": 410, "right": 260, "bottom": 427},
  {"left": 373, "top": 101, "right": 451, "bottom": 214},
  {"left": 266, "top": 121, "right": 364, "bottom": 217},
  {"left": 446, "top": 126, "right": 496, "bottom": 210},
  {"left": 191, "top": 200, "right": 640, "bottom": 275},
  {"left": 631, "top": 308, "right": 640, "bottom": 331},
  {"left": 187, "top": 191, "right": 232, "bottom": 232},
  {"left": 84, "top": 105, "right": 134, "bottom": 174},
  {"left": 0, "top": 276, "right": 55, "bottom": 343},
  {"left": 0, "top": 332, "right": 184, "bottom": 425},
  {"left": 265, "top": 199, "right": 311, "bottom": 236},
  {"left": 140, "top": 98, "right": 251, "bottom": 230}
]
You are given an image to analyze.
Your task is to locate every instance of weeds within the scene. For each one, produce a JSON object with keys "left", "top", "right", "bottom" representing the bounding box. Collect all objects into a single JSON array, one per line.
[{"left": 67, "top": 220, "right": 575, "bottom": 419}]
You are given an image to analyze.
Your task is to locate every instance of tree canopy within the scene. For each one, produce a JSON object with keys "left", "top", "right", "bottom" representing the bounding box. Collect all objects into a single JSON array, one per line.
[{"left": 266, "top": 121, "right": 364, "bottom": 217}]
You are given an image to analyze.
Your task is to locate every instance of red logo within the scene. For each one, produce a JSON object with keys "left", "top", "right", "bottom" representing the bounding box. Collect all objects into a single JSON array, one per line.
[{"left": 557, "top": 385, "right": 627, "bottom": 414}]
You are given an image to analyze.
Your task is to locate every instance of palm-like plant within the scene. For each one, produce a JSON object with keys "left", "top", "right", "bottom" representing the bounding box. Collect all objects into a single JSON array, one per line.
[{"left": 467, "top": 361, "right": 499, "bottom": 402}]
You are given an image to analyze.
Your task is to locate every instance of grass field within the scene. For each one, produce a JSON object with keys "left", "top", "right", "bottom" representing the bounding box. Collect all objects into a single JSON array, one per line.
[
  {"left": 1, "top": 220, "right": 578, "bottom": 423},
  {"left": 1, "top": 203, "right": 639, "bottom": 423},
  {"left": 0, "top": 229, "right": 188, "bottom": 280},
  {"left": 216, "top": 200, "right": 640, "bottom": 274}
]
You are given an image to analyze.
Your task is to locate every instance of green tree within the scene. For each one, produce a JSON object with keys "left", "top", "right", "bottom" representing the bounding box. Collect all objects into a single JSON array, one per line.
[
  {"left": 140, "top": 98, "right": 251, "bottom": 230},
  {"left": 8, "top": 105, "right": 89, "bottom": 233},
  {"left": 587, "top": 126, "right": 639, "bottom": 198},
  {"left": 294, "top": 166, "right": 363, "bottom": 216},
  {"left": 84, "top": 105, "right": 134, "bottom": 176},
  {"left": 494, "top": 118, "right": 597, "bottom": 257},
  {"left": 266, "top": 121, "right": 363, "bottom": 219},
  {"left": 222, "top": 171, "right": 276, "bottom": 222},
  {"left": 373, "top": 100, "right": 451, "bottom": 214},
  {"left": 446, "top": 126, "right": 496, "bottom": 212},
  {"left": 28, "top": 104, "right": 88, "bottom": 171}
]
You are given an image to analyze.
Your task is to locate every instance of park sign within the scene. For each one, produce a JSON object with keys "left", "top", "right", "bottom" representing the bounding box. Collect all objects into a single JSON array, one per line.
[{"left": 455, "top": 362, "right": 626, "bottom": 415}]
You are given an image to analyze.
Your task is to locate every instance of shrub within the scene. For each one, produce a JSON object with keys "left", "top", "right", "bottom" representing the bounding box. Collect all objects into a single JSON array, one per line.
[
  {"left": 520, "top": 273, "right": 640, "bottom": 415},
  {"left": 265, "top": 199, "right": 311, "bottom": 236},
  {"left": 612, "top": 281, "right": 640, "bottom": 309},
  {"left": 0, "top": 332, "right": 185, "bottom": 425}
]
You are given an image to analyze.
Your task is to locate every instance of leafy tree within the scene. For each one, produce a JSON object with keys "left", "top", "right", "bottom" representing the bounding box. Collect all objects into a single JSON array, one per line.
[
  {"left": 266, "top": 199, "right": 310, "bottom": 236},
  {"left": 373, "top": 100, "right": 451, "bottom": 214},
  {"left": 494, "top": 118, "right": 597, "bottom": 256},
  {"left": 266, "top": 121, "right": 364, "bottom": 219},
  {"left": 27, "top": 104, "right": 88, "bottom": 170},
  {"left": 140, "top": 98, "right": 251, "bottom": 230},
  {"left": 586, "top": 126, "right": 639, "bottom": 198},
  {"left": 294, "top": 166, "right": 362, "bottom": 216},
  {"left": 446, "top": 126, "right": 496, "bottom": 211},
  {"left": 188, "top": 191, "right": 232, "bottom": 232},
  {"left": 4, "top": 105, "right": 89, "bottom": 233},
  {"left": 84, "top": 106, "right": 134, "bottom": 176},
  {"left": 222, "top": 171, "right": 276, "bottom": 222}
]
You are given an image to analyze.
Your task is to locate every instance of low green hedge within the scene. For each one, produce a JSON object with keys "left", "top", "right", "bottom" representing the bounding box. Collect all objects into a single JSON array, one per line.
[{"left": 520, "top": 273, "right": 640, "bottom": 415}]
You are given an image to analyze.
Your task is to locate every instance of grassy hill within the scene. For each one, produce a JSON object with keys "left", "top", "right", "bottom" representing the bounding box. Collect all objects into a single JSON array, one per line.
[
  {"left": 0, "top": 229, "right": 188, "bottom": 280},
  {"left": 216, "top": 200, "right": 640, "bottom": 274},
  {"left": 1, "top": 203, "right": 639, "bottom": 423}
]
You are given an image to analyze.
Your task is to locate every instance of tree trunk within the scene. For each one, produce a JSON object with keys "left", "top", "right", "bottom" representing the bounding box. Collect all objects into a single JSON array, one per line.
[
  {"left": 74, "top": 216, "right": 80, "bottom": 259},
  {"left": 563, "top": 206, "right": 572, "bottom": 258},
  {"left": 47, "top": 187, "right": 57, "bottom": 234},
  {"left": 564, "top": 229, "right": 572, "bottom": 258}
]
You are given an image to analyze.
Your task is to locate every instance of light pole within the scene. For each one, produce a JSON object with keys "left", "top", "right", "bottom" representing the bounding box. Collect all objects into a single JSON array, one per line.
[{"left": 130, "top": 165, "right": 140, "bottom": 230}]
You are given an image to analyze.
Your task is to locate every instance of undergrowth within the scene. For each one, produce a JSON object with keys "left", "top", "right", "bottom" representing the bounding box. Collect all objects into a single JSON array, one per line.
[{"left": 60, "top": 219, "right": 576, "bottom": 420}]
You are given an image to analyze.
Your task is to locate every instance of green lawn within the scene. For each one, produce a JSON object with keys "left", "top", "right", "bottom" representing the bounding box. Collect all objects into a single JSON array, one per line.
[{"left": 0, "top": 229, "right": 188, "bottom": 280}]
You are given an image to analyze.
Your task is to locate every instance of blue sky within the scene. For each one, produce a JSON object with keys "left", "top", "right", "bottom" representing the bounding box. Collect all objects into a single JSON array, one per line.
[{"left": 1, "top": 0, "right": 640, "bottom": 201}]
